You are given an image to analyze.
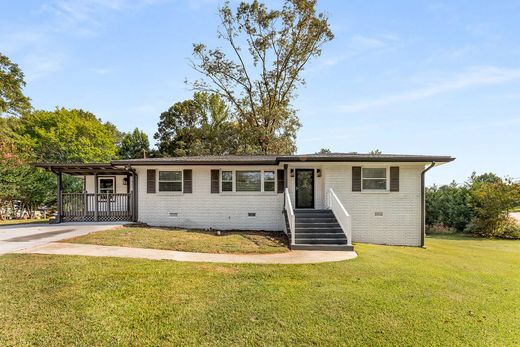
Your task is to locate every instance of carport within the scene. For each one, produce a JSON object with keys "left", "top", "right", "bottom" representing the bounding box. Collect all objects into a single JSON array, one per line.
[{"left": 34, "top": 163, "right": 138, "bottom": 223}]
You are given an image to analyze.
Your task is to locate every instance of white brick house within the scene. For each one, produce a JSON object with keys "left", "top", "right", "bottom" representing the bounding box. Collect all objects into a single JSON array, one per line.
[{"left": 35, "top": 153, "right": 454, "bottom": 250}]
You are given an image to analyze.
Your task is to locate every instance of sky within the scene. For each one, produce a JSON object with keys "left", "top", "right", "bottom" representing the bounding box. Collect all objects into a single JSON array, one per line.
[{"left": 1, "top": 0, "right": 519, "bottom": 185}]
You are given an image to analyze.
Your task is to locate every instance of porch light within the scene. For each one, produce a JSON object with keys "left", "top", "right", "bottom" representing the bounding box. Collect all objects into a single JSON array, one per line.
[
  {"left": 123, "top": 177, "right": 128, "bottom": 185},
  {"left": 290, "top": 169, "right": 294, "bottom": 177},
  {"left": 317, "top": 169, "right": 322, "bottom": 177}
]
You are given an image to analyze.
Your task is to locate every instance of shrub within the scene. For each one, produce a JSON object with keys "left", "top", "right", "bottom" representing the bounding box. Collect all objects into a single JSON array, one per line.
[
  {"left": 426, "top": 223, "right": 457, "bottom": 235},
  {"left": 426, "top": 183, "right": 473, "bottom": 232},
  {"left": 426, "top": 173, "right": 520, "bottom": 239},
  {"left": 467, "top": 179, "right": 520, "bottom": 239}
]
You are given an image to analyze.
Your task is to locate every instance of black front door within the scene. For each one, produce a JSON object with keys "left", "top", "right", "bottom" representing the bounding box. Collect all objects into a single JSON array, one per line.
[{"left": 295, "top": 169, "right": 314, "bottom": 208}]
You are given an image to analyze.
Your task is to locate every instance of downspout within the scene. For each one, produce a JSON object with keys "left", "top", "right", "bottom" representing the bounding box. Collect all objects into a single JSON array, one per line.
[{"left": 421, "top": 161, "right": 435, "bottom": 247}]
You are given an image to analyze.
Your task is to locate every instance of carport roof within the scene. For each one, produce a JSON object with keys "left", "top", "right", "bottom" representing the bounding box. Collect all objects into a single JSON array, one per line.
[{"left": 33, "top": 163, "right": 133, "bottom": 175}]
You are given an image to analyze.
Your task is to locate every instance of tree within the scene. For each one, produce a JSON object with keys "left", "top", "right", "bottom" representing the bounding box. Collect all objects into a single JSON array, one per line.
[
  {"left": 425, "top": 182, "right": 473, "bottom": 232},
  {"left": 0, "top": 53, "right": 31, "bottom": 116},
  {"left": 469, "top": 172, "right": 502, "bottom": 184},
  {"left": 370, "top": 149, "right": 382, "bottom": 155},
  {"left": 467, "top": 179, "right": 520, "bottom": 238},
  {"left": 425, "top": 172, "right": 520, "bottom": 239},
  {"left": 119, "top": 128, "right": 150, "bottom": 159},
  {"left": 316, "top": 148, "right": 331, "bottom": 154},
  {"left": 19, "top": 108, "right": 120, "bottom": 163},
  {"left": 189, "top": 0, "right": 334, "bottom": 154},
  {"left": 155, "top": 92, "right": 239, "bottom": 156},
  {"left": 0, "top": 116, "right": 55, "bottom": 218}
]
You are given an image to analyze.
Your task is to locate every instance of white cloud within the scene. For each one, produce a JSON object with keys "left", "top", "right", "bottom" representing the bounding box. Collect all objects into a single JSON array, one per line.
[
  {"left": 0, "top": 0, "right": 171, "bottom": 81},
  {"left": 319, "top": 33, "right": 400, "bottom": 68},
  {"left": 339, "top": 66, "right": 520, "bottom": 113},
  {"left": 24, "top": 53, "right": 65, "bottom": 82}
]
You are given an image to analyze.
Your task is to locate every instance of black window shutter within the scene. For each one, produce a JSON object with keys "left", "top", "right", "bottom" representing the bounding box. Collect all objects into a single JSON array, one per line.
[
  {"left": 210, "top": 170, "right": 219, "bottom": 193},
  {"left": 277, "top": 169, "right": 285, "bottom": 193},
  {"left": 352, "top": 167, "right": 361, "bottom": 192},
  {"left": 390, "top": 166, "right": 400, "bottom": 192},
  {"left": 183, "top": 169, "right": 192, "bottom": 193},
  {"left": 147, "top": 169, "right": 156, "bottom": 194}
]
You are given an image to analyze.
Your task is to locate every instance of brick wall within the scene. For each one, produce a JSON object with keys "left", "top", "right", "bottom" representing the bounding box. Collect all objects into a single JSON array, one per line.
[{"left": 135, "top": 166, "right": 284, "bottom": 231}]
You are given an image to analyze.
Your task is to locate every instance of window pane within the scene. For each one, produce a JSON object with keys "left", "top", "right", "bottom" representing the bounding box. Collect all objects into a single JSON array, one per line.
[
  {"left": 99, "top": 179, "right": 114, "bottom": 194},
  {"left": 222, "top": 181, "right": 233, "bottom": 192},
  {"left": 222, "top": 171, "right": 233, "bottom": 181},
  {"left": 264, "top": 171, "right": 275, "bottom": 181},
  {"left": 362, "top": 168, "right": 386, "bottom": 178},
  {"left": 159, "top": 171, "right": 181, "bottom": 181},
  {"left": 99, "top": 179, "right": 114, "bottom": 189},
  {"left": 236, "top": 171, "right": 261, "bottom": 191},
  {"left": 362, "top": 179, "right": 386, "bottom": 190},
  {"left": 264, "top": 181, "right": 275, "bottom": 192},
  {"left": 159, "top": 181, "right": 182, "bottom": 192}
]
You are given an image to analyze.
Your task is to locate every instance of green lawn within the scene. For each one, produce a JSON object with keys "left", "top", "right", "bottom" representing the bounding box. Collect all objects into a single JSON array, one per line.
[
  {"left": 62, "top": 227, "right": 289, "bottom": 254},
  {"left": 0, "top": 235, "right": 519, "bottom": 346},
  {"left": 0, "top": 218, "right": 49, "bottom": 226}
]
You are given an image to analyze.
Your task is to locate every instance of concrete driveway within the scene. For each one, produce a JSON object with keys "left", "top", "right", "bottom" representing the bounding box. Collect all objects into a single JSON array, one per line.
[{"left": 0, "top": 222, "right": 125, "bottom": 255}]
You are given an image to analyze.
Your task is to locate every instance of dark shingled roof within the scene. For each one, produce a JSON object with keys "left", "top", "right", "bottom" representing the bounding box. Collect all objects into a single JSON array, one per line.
[
  {"left": 34, "top": 153, "right": 454, "bottom": 173},
  {"left": 111, "top": 153, "right": 454, "bottom": 165},
  {"left": 112, "top": 155, "right": 279, "bottom": 165}
]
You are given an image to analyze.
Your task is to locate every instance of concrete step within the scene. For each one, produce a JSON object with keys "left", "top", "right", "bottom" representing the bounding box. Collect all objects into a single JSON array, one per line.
[
  {"left": 295, "top": 227, "right": 343, "bottom": 233},
  {"left": 294, "top": 238, "right": 348, "bottom": 245},
  {"left": 291, "top": 244, "right": 354, "bottom": 251},
  {"left": 295, "top": 233, "right": 347, "bottom": 239},
  {"left": 296, "top": 217, "right": 337, "bottom": 223}
]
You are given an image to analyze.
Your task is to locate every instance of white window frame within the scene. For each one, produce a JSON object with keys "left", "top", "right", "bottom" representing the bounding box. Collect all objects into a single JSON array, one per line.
[
  {"left": 98, "top": 177, "right": 115, "bottom": 194},
  {"left": 219, "top": 169, "right": 277, "bottom": 193},
  {"left": 221, "top": 170, "right": 233, "bottom": 192},
  {"left": 263, "top": 171, "right": 275, "bottom": 192},
  {"left": 158, "top": 170, "right": 183, "bottom": 193},
  {"left": 236, "top": 170, "right": 262, "bottom": 192},
  {"left": 361, "top": 167, "right": 389, "bottom": 192}
]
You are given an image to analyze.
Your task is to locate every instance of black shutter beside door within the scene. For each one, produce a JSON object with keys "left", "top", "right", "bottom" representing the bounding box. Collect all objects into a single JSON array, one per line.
[{"left": 277, "top": 169, "right": 285, "bottom": 193}]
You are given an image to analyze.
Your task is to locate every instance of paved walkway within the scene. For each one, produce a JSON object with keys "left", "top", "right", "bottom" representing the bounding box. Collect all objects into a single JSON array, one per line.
[
  {"left": 17, "top": 242, "right": 358, "bottom": 264},
  {"left": 0, "top": 222, "right": 125, "bottom": 255}
]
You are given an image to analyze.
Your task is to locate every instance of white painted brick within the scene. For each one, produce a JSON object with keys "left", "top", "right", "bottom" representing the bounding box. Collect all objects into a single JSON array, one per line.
[
  {"left": 96, "top": 163, "right": 426, "bottom": 246},
  {"left": 322, "top": 165, "right": 422, "bottom": 246},
  {"left": 135, "top": 166, "right": 284, "bottom": 231}
]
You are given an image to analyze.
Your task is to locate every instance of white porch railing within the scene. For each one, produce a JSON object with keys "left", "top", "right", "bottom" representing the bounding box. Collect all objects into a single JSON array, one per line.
[
  {"left": 284, "top": 188, "right": 295, "bottom": 246},
  {"left": 327, "top": 188, "right": 352, "bottom": 246}
]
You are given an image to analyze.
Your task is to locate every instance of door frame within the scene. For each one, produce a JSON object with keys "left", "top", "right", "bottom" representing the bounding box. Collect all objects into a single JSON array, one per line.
[{"left": 295, "top": 169, "right": 315, "bottom": 209}]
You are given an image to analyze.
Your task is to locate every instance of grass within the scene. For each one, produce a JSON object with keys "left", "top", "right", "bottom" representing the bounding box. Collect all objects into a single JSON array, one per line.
[
  {"left": 0, "top": 235, "right": 519, "bottom": 346},
  {"left": 62, "top": 226, "right": 290, "bottom": 254},
  {"left": 0, "top": 218, "right": 48, "bottom": 226}
]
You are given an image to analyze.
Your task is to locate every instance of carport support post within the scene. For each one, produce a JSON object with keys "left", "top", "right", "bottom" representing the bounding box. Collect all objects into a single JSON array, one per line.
[
  {"left": 94, "top": 173, "right": 99, "bottom": 222},
  {"left": 56, "top": 172, "right": 62, "bottom": 223},
  {"left": 132, "top": 171, "right": 138, "bottom": 222}
]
